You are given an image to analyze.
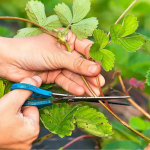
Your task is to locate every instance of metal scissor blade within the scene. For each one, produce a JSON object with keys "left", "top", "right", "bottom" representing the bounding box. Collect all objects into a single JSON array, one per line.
[
  {"left": 61, "top": 96, "right": 131, "bottom": 101},
  {"left": 53, "top": 99, "right": 131, "bottom": 106},
  {"left": 52, "top": 93, "right": 73, "bottom": 97}
]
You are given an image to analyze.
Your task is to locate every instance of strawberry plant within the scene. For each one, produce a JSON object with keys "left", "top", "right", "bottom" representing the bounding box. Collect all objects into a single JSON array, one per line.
[{"left": 0, "top": 0, "right": 150, "bottom": 149}]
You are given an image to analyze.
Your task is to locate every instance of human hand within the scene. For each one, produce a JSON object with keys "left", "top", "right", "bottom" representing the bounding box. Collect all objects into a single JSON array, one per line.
[
  {"left": 0, "top": 31, "right": 105, "bottom": 96},
  {"left": 0, "top": 76, "right": 42, "bottom": 150},
  {"left": 144, "top": 143, "right": 150, "bottom": 150}
]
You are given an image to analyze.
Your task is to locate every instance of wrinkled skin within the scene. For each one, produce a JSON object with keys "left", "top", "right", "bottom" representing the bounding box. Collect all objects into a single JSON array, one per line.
[{"left": 0, "top": 31, "right": 105, "bottom": 96}]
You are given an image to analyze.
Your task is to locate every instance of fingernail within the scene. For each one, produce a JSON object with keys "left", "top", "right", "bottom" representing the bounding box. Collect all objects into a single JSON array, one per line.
[
  {"left": 88, "top": 64, "right": 98, "bottom": 74},
  {"left": 32, "top": 76, "right": 42, "bottom": 83}
]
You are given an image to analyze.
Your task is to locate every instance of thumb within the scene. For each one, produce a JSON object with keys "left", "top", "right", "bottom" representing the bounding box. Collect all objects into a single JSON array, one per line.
[
  {"left": 61, "top": 51, "right": 101, "bottom": 76},
  {"left": 2, "top": 76, "right": 42, "bottom": 113}
]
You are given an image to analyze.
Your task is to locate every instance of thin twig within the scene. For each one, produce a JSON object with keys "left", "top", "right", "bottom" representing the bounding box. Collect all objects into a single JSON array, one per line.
[
  {"left": 117, "top": 74, "right": 150, "bottom": 120},
  {"left": 102, "top": 78, "right": 119, "bottom": 93},
  {"left": 107, "top": 0, "right": 139, "bottom": 36},
  {"left": 81, "top": 75, "right": 95, "bottom": 96},
  {"left": 96, "top": 77, "right": 115, "bottom": 113},
  {"left": 110, "top": 89, "right": 125, "bottom": 96},
  {"left": 0, "top": 16, "right": 58, "bottom": 38},
  {"left": 99, "top": 98, "right": 150, "bottom": 142},
  {"left": 127, "top": 86, "right": 133, "bottom": 93},
  {"left": 93, "top": 81, "right": 150, "bottom": 142},
  {"left": 59, "top": 135, "right": 101, "bottom": 150},
  {"left": 65, "top": 42, "right": 72, "bottom": 52},
  {"left": 33, "top": 133, "right": 54, "bottom": 144},
  {"left": 81, "top": 72, "right": 150, "bottom": 141}
]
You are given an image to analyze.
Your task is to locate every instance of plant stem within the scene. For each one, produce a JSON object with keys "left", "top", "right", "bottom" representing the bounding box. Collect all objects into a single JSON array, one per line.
[
  {"left": 107, "top": 0, "right": 139, "bottom": 36},
  {"left": 65, "top": 42, "right": 72, "bottom": 52},
  {"left": 95, "top": 78, "right": 150, "bottom": 142},
  {"left": 81, "top": 75, "right": 96, "bottom": 96},
  {"left": 127, "top": 86, "right": 133, "bottom": 93},
  {"left": 117, "top": 74, "right": 150, "bottom": 120},
  {"left": 96, "top": 77, "right": 115, "bottom": 113},
  {"left": 99, "top": 98, "right": 150, "bottom": 142},
  {"left": 59, "top": 135, "right": 101, "bottom": 150},
  {"left": 107, "top": 41, "right": 112, "bottom": 46},
  {"left": 102, "top": 78, "right": 119, "bottom": 93},
  {"left": 0, "top": 16, "right": 58, "bottom": 38},
  {"left": 33, "top": 133, "right": 54, "bottom": 144}
]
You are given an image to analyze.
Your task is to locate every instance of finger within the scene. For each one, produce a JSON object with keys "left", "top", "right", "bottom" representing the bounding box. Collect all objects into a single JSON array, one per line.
[
  {"left": 62, "top": 69, "right": 105, "bottom": 87},
  {"left": 37, "top": 70, "right": 61, "bottom": 84},
  {"left": 61, "top": 50, "right": 101, "bottom": 76},
  {"left": 2, "top": 76, "right": 42, "bottom": 112},
  {"left": 85, "top": 75, "right": 105, "bottom": 87},
  {"left": 62, "top": 70, "right": 100, "bottom": 96},
  {"left": 22, "top": 106, "right": 40, "bottom": 126},
  {"left": 66, "top": 30, "right": 93, "bottom": 58},
  {"left": 55, "top": 73, "right": 85, "bottom": 96}
]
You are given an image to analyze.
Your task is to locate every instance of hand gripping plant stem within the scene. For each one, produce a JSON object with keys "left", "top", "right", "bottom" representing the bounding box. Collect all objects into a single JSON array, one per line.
[{"left": 0, "top": 0, "right": 150, "bottom": 142}]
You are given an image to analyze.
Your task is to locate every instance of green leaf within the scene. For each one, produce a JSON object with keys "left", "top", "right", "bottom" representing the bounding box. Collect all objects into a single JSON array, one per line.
[
  {"left": 41, "top": 83, "right": 55, "bottom": 90},
  {"left": 90, "top": 29, "right": 114, "bottom": 71},
  {"left": 146, "top": 70, "right": 150, "bottom": 86},
  {"left": 54, "top": 3, "right": 72, "bottom": 26},
  {"left": 61, "top": 28, "right": 69, "bottom": 35},
  {"left": 0, "top": 26, "right": 13, "bottom": 37},
  {"left": 26, "top": 0, "right": 46, "bottom": 25},
  {"left": 101, "top": 140, "right": 141, "bottom": 150},
  {"left": 44, "top": 15, "right": 62, "bottom": 31},
  {"left": 139, "top": 129, "right": 150, "bottom": 148},
  {"left": 71, "top": 17, "right": 98, "bottom": 40},
  {"left": 81, "top": 102, "right": 100, "bottom": 111},
  {"left": 72, "top": 0, "right": 91, "bottom": 23},
  {"left": 4, "top": 80, "right": 12, "bottom": 94},
  {"left": 110, "top": 15, "right": 144, "bottom": 52},
  {"left": 129, "top": 117, "right": 146, "bottom": 131},
  {"left": 101, "top": 49, "right": 115, "bottom": 71},
  {"left": 110, "top": 24, "right": 125, "bottom": 44},
  {"left": 40, "top": 104, "right": 113, "bottom": 138},
  {"left": 89, "top": 43, "right": 103, "bottom": 61},
  {"left": 14, "top": 28, "right": 43, "bottom": 37},
  {"left": 90, "top": 45, "right": 115, "bottom": 71},
  {"left": 40, "top": 103, "right": 78, "bottom": 138},
  {"left": 93, "top": 29, "right": 109, "bottom": 49},
  {"left": 118, "top": 34, "right": 144, "bottom": 52},
  {"left": 111, "top": 122, "right": 140, "bottom": 143},
  {"left": 0, "top": 80, "right": 5, "bottom": 98},
  {"left": 121, "top": 14, "right": 139, "bottom": 37},
  {"left": 74, "top": 106, "right": 113, "bottom": 137}
]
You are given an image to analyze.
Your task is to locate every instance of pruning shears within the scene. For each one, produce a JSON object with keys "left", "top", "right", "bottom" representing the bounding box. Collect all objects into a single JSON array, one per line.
[{"left": 11, "top": 83, "right": 131, "bottom": 109}]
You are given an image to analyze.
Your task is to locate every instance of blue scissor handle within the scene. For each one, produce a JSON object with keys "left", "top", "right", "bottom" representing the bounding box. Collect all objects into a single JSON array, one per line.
[
  {"left": 11, "top": 83, "right": 53, "bottom": 109},
  {"left": 11, "top": 83, "right": 52, "bottom": 98},
  {"left": 23, "top": 99, "right": 53, "bottom": 109}
]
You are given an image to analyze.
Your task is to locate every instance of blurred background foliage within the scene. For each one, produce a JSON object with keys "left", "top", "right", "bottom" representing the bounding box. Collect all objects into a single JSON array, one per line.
[
  {"left": 0, "top": 0, "right": 150, "bottom": 149},
  {"left": 0, "top": 0, "right": 150, "bottom": 94}
]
